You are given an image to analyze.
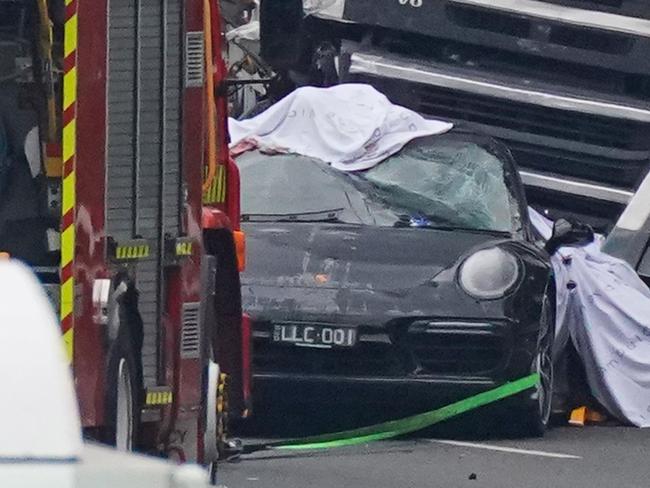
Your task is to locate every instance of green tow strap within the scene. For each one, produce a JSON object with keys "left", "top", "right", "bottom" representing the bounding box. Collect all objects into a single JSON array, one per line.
[{"left": 243, "top": 373, "right": 539, "bottom": 453}]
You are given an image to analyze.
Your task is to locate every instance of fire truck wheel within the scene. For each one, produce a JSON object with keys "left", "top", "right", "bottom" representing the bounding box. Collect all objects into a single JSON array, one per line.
[{"left": 105, "top": 325, "right": 141, "bottom": 451}]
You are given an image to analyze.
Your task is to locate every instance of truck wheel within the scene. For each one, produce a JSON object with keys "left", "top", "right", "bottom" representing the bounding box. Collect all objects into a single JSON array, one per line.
[
  {"left": 521, "top": 292, "right": 555, "bottom": 437},
  {"left": 116, "top": 357, "right": 135, "bottom": 450},
  {"left": 106, "top": 325, "right": 141, "bottom": 451},
  {"left": 204, "top": 360, "right": 225, "bottom": 485}
]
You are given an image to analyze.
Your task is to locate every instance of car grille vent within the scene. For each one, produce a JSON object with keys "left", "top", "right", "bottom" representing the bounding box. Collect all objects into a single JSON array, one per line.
[
  {"left": 405, "top": 332, "right": 506, "bottom": 376},
  {"left": 181, "top": 303, "right": 201, "bottom": 359}
]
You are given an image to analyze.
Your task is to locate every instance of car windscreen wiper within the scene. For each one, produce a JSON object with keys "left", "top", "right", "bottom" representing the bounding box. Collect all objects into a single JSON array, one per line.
[{"left": 242, "top": 208, "right": 345, "bottom": 223}]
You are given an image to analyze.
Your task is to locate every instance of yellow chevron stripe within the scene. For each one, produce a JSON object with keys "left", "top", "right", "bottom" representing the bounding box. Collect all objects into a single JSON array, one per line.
[
  {"left": 215, "top": 165, "right": 222, "bottom": 202},
  {"left": 145, "top": 390, "right": 173, "bottom": 405},
  {"left": 63, "top": 67, "right": 77, "bottom": 110},
  {"left": 214, "top": 165, "right": 223, "bottom": 203},
  {"left": 176, "top": 242, "right": 193, "bottom": 256},
  {"left": 63, "top": 328, "right": 73, "bottom": 364},
  {"left": 61, "top": 279, "right": 74, "bottom": 319},
  {"left": 61, "top": 226, "right": 75, "bottom": 268},
  {"left": 62, "top": 120, "right": 76, "bottom": 163},
  {"left": 115, "top": 244, "right": 151, "bottom": 260},
  {"left": 203, "top": 165, "right": 228, "bottom": 204},
  {"left": 220, "top": 165, "right": 227, "bottom": 202},
  {"left": 215, "top": 166, "right": 222, "bottom": 203},
  {"left": 64, "top": 14, "right": 77, "bottom": 59},
  {"left": 61, "top": 3, "right": 78, "bottom": 366},
  {"left": 62, "top": 172, "right": 75, "bottom": 214}
]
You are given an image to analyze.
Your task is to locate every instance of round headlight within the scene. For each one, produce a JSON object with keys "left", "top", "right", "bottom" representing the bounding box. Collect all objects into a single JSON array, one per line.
[{"left": 459, "top": 247, "right": 520, "bottom": 299}]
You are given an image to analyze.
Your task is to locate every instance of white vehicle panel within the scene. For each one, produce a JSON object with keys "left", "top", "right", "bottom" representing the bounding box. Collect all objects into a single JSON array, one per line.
[{"left": 0, "top": 261, "right": 82, "bottom": 460}]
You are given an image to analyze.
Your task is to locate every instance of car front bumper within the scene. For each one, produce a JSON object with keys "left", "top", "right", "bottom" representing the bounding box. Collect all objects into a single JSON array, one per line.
[{"left": 251, "top": 317, "right": 540, "bottom": 410}]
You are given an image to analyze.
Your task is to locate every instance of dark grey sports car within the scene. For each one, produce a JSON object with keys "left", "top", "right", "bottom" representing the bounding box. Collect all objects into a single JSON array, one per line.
[{"left": 236, "top": 129, "right": 582, "bottom": 435}]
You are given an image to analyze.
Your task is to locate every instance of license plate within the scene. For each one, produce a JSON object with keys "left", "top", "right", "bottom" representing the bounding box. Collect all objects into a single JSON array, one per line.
[{"left": 273, "top": 324, "right": 357, "bottom": 348}]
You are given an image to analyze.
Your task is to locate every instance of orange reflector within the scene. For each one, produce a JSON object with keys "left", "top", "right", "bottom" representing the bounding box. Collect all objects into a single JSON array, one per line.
[
  {"left": 234, "top": 230, "right": 246, "bottom": 272},
  {"left": 569, "top": 406, "right": 587, "bottom": 427}
]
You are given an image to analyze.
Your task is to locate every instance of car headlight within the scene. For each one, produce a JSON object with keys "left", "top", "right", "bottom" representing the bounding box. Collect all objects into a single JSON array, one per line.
[{"left": 459, "top": 247, "right": 520, "bottom": 299}]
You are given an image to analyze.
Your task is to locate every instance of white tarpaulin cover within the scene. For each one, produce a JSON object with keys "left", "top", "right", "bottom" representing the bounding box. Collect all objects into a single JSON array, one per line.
[
  {"left": 530, "top": 209, "right": 650, "bottom": 427},
  {"left": 229, "top": 84, "right": 453, "bottom": 171},
  {"left": 231, "top": 84, "right": 650, "bottom": 426}
]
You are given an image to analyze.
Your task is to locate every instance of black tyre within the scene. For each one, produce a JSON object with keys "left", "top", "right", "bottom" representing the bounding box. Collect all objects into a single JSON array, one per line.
[
  {"left": 105, "top": 319, "right": 142, "bottom": 451},
  {"left": 522, "top": 291, "right": 555, "bottom": 437}
]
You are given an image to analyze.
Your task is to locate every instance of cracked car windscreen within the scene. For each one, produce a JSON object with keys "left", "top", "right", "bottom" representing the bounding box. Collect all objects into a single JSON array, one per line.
[
  {"left": 362, "top": 135, "right": 520, "bottom": 232},
  {"left": 237, "top": 135, "right": 520, "bottom": 232},
  {"left": 237, "top": 151, "right": 402, "bottom": 226}
]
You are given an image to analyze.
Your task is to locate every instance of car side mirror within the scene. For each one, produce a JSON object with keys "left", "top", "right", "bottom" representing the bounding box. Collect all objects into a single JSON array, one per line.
[{"left": 545, "top": 218, "right": 595, "bottom": 255}]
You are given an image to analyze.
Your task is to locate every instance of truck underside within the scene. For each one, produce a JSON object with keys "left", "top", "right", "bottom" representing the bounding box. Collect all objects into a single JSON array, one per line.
[{"left": 257, "top": 0, "right": 650, "bottom": 231}]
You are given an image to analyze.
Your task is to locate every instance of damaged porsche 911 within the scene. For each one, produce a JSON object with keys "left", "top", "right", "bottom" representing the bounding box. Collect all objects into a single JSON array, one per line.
[{"left": 237, "top": 129, "right": 583, "bottom": 436}]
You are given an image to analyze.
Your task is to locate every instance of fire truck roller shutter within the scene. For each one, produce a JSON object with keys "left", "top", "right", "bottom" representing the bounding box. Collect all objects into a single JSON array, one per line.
[{"left": 106, "top": 0, "right": 183, "bottom": 388}]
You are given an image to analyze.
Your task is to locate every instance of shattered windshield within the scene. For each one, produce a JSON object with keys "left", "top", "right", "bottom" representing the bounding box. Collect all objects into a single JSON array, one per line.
[
  {"left": 237, "top": 134, "right": 521, "bottom": 233},
  {"left": 363, "top": 135, "right": 521, "bottom": 233},
  {"left": 237, "top": 151, "right": 402, "bottom": 226}
]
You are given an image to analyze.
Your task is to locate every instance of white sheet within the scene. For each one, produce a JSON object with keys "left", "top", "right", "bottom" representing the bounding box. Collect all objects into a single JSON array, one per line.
[
  {"left": 229, "top": 84, "right": 453, "bottom": 171},
  {"left": 531, "top": 209, "right": 650, "bottom": 427}
]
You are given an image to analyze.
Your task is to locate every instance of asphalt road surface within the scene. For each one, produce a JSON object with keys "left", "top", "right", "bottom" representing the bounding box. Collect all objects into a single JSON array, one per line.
[{"left": 219, "top": 424, "right": 650, "bottom": 488}]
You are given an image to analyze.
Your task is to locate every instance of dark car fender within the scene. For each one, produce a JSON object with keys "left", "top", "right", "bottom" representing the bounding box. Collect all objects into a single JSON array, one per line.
[{"left": 502, "top": 240, "right": 554, "bottom": 330}]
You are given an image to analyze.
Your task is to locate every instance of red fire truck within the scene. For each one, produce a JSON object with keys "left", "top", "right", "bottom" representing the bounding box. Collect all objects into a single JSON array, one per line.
[{"left": 0, "top": 0, "right": 250, "bottom": 469}]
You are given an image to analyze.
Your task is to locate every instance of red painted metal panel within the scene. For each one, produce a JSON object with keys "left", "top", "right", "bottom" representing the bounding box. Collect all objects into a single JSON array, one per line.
[
  {"left": 159, "top": 0, "right": 206, "bottom": 458},
  {"left": 74, "top": 0, "right": 110, "bottom": 428}
]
